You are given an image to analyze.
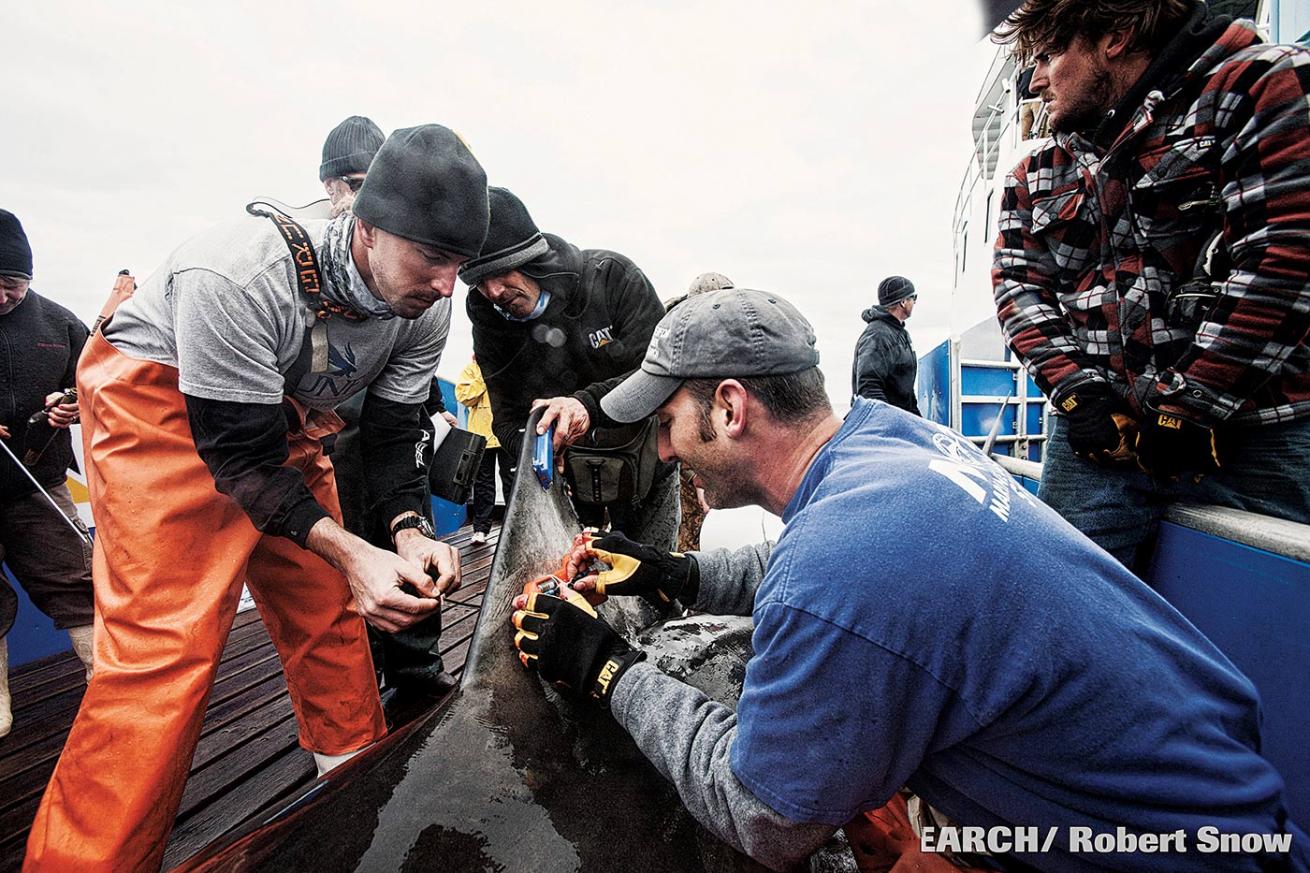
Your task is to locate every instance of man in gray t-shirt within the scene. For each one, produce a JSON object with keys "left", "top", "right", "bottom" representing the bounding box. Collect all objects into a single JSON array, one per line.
[{"left": 25, "top": 125, "right": 490, "bottom": 872}]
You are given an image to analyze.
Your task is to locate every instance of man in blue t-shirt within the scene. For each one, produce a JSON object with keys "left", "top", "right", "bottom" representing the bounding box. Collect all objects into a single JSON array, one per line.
[{"left": 510, "top": 289, "right": 1307, "bottom": 873}]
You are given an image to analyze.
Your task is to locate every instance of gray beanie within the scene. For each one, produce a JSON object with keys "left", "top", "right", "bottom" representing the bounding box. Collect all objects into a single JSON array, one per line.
[
  {"left": 352, "top": 124, "right": 490, "bottom": 258},
  {"left": 319, "top": 116, "right": 385, "bottom": 181},
  {"left": 457, "top": 187, "right": 549, "bottom": 288},
  {"left": 877, "top": 275, "right": 916, "bottom": 306}
]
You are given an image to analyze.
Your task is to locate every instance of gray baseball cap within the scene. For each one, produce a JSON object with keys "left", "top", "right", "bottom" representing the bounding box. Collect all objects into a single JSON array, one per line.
[{"left": 601, "top": 288, "right": 819, "bottom": 423}]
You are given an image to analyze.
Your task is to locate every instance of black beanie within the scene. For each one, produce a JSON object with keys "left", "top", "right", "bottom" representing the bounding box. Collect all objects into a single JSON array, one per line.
[
  {"left": 457, "top": 187, "right": 550, "bottom": 288},
  {"left": 0, "top": 210, "right": 33, "bottom": 280},
  {"left": 319, "top": 116, "right": 385, "bottom": 181},
  {"left": 877, "top": 275, "right": 916, "bottom": 306},
  {"left": 351, "top": 124, "right": 490, "bottom": 258}
]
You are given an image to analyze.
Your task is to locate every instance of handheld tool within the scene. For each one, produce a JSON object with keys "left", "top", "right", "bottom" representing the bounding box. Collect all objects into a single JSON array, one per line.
[
  {"left": 23, "top": 388, "right": 78, "bottom": 466},
  {"left": 533, "top": 427, "right": 554, "bottom": 490},
  {"left": 0, "top": 439, "right": 94, "bottom": 547},
  {"left": 521, "top": 574, "right": 597, "bottom": 617}
]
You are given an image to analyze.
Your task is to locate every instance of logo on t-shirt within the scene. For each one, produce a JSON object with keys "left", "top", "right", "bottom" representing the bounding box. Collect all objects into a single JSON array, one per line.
[
  {"left": 303, "top": 341, "right": 361, "bottom": 399},
  {"left": 926, "top": 429, "right": 1034, "bottom": 523},
  {"left": 588, "top": 325, "right": 615, "bottom": 349}
]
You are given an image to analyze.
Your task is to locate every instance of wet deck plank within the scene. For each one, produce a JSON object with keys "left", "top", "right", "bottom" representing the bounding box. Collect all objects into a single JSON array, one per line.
[{"left": 0, "top": 522, "right": 499, "bottom": 872}]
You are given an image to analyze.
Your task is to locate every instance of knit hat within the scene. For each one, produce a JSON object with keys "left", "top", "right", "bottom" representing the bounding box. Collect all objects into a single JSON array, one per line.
[
  {"left": 319, "top": 116, "right": 385, "bottom": 181},
  {"left": 602, "top": 289, "right": 820, "bottom": 423},
  {"left": 351, "top": 124, "right": 490, "bottom": 258},
  {"left": 877, "top": 275, "right": 916, "bottom": 306},
  {"left": 457, "top": 187, "right": 550, "bottom": 288},
  {"left": 0, "top": 210, "right": 33, "bottom": 280}
]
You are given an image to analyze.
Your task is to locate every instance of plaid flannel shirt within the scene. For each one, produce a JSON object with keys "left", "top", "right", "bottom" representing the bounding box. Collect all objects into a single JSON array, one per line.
[{"left": 993, "top": 21, "right": 1310, "bottom": 426}]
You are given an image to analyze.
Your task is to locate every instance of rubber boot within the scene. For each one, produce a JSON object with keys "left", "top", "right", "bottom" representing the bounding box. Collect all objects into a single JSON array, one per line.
[
  {"left": 1, "top": 636, "right": 12, "bottom": 738},
  {"left": 313, "top": 745, "right": 367, "bottom": 777},
  {"left": 67, "top": 624, "right": 95, "bottom": 682}
]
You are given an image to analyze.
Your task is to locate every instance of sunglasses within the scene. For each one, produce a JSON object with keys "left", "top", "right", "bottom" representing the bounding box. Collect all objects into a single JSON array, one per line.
[{"left": 338, "top": 175, "right": 366, "bottom": 192}]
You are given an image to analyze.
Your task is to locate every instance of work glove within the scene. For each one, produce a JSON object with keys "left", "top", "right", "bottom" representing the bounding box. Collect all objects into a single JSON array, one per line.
[
  {"left": 512, "top": 591, "right": 645, "bottom": 707},
  {"left": 1135, "top": 404, "right": 1222, "bottom": 480},
  {"left": 1055, "top": 383, "right": 1137, "bottom": 466},
  {"left": 582, "top": 532, "right": 700, "bottom": 607}
]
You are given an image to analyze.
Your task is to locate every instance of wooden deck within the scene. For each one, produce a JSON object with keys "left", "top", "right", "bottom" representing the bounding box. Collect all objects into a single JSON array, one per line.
[{"left": 0, "top": 522, "right": 499, "bottom": 871}]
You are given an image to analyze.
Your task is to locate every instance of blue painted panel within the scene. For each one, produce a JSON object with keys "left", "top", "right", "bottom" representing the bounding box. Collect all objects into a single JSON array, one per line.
[
  {"left": 1025, "top": 373, "right": 1041, "bottom": 399},
  {"left": 3, "top": 564, "right": 68, "bottom": 668},
  {"left": 960, "top": 366, "right": 1014, "bottom": 397},
  {"left": 436, "top": 377, "right": 457, "bottom": 417},
  {"left": 1148, "top": 523, "right": 1310, "bottom": 820},
  {"left": 916, "top": 341, "right": 951, "bottom": 427},
  {"left": 1025, "top": 403, "right": 1045, "bottom": 436},
  {"left": 430, "top": 376, "right": 467, "bottom": 535},
  {"left": 1013, "top": 474, "right": 1040, "bottom": 494},
  {"left": 961, "top": 403, "right": 1015, "bottom": 438},
  {"left": 1026, "top": 441, "right": 1044, "bottom": 463}
]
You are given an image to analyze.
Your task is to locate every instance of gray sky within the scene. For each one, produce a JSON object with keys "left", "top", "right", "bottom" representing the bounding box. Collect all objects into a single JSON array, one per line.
[{"left": 4, "top": 1, "right": 990, "bottom": 404}]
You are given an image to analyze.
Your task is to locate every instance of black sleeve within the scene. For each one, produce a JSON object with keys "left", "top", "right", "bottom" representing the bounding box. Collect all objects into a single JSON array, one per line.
[
  {"left": 853, "top": 337, "right": 893, "bottom": 402},
  {"left": 572, "top": 261, "right": 664, "bottom": 428},
  {"left": 184, "top": 395, "right": 329, "bottom": 547},
  {"left": 421, "top": 379, "right": 447, "bottom": 416},
  {"left": 359, "top": 393, "right": 430, "bottom": 528},
  {"left": 481, "top": 344, "right": 530, "bottom": 460},
  {"left": 64, "top": 317, "right": 89, "bottom": 389}
]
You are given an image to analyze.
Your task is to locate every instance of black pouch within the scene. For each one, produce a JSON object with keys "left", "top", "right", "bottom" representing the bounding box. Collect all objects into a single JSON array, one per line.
[
  {"left": 564, "top": 417, "right": 659, "bottom": 506},
  {"left": 429, "top": 427, "right": 487, "bottom": 505}
]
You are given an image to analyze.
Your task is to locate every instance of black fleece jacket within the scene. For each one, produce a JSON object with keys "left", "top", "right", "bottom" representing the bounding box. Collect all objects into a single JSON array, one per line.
[
  {"left": 0, "top": 291, "right": 88, "bottom": 499},
  {"left": 467, "top": 234, "right": 664, "bottom": 459},
  {"left": 851, "top": 305, "right": 921, "bottom": 415}
]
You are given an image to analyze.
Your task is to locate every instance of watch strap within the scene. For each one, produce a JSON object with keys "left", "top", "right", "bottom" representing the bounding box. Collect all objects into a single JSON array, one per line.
[{"left": 390, "top": 514, "right": 434, "bottom": 540}]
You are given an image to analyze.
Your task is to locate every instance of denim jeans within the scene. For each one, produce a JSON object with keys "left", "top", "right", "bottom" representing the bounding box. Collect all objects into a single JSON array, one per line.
[{"left": 1039, "top": 414, "right": 1310, "bottom": 569}]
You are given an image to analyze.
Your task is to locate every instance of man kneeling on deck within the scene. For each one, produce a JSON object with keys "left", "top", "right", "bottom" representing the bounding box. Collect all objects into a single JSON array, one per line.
[
  {"left": 24, "top": 125, "right": 488, "bottom": 872},
  {"left": 512, "top": 289, "right": 1307, "bottom": 873}
]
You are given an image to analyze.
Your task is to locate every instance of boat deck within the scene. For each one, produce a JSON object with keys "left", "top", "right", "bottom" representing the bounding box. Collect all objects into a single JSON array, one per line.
[{"left": 0, "top": 522, "right": 499, "bottom": 872}]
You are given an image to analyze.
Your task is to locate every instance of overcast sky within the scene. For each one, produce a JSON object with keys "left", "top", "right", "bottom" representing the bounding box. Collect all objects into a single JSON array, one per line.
[{"left": 5, "top": 1, "right": 992, "bottom": 407}]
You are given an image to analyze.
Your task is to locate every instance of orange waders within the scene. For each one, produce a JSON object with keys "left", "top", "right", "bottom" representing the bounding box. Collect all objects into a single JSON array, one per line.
[{"left": 23, "top": 332, "right": 386, "bottom": 872}]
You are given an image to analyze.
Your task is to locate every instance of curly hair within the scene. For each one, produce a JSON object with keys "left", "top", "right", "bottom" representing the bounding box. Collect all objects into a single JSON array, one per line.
[{"left": 993, "top": 0, "right": 1194, "bottom": 64}]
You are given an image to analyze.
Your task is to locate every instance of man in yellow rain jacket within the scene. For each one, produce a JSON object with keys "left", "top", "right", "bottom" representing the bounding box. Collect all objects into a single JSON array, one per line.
[{"left": 455, "top": 355, "right": 514, "bottom": 545}]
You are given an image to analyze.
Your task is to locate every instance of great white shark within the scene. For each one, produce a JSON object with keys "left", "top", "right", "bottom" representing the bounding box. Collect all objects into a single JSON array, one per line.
[{"left": 182, "top": 407, "right": 762, "bottom": 872}]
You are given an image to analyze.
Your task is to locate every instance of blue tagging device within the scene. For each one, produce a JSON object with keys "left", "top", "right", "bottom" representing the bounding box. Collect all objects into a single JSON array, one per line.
[{"left": 533, "top": 428, "right": 554, "bottom": 490}]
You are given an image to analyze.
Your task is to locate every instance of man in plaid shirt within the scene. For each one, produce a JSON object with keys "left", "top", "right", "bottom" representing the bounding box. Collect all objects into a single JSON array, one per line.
[{"left": 993, "top": 0, "right": 1310, "bottom": 569}]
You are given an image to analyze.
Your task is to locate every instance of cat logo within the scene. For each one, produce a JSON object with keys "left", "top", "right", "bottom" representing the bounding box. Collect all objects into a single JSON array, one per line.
[
  {"left": 589, "top": 325, "right": 615, "bottom": 349},
  {"left": 593, "top": 657, "right": 623, "bottom": 697},
  {"left": 1156, "top": 413, "right": 1184, "bottom": 431}
]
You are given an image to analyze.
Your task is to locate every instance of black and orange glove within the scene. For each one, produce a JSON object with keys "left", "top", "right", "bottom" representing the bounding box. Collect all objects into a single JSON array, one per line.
[
  {"left": 1055, "top": 383, "right": 1137, "bottom": 466},
  {"left": 581, "top": 532, "right": 700, "bottom": 607},
  {"left": 1135, "top": 405, "right": 1222, "bottom": 480},
  {"left": 512, "top": 591, "right": 644, "bottom": 707}
]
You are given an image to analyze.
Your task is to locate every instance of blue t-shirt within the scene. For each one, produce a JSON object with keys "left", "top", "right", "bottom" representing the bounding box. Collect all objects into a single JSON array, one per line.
[{"left": 730, "top": 400, "right": 1301, "bottom": 872}]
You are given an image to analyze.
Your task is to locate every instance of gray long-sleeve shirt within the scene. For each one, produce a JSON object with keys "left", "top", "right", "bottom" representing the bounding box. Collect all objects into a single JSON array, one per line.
[{"left": 609, "top": 542, "right": 836, "bottom": 871}]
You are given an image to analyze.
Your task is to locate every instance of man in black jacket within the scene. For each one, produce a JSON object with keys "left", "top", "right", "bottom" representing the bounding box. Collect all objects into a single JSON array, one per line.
[
  {"left": 0, "top": 210, "right": 95, "bottom": 738},
  {"left": 851, "top": 275, "right": 921, "bottom": 415},
  {"left": 460, "top": 187, "right": 678, "bottom": 546}
]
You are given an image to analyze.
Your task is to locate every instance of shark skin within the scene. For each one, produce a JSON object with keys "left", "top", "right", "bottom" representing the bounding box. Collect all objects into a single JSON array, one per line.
[{"left": 182, "top": 407, "right": 764, "bottom": 873}]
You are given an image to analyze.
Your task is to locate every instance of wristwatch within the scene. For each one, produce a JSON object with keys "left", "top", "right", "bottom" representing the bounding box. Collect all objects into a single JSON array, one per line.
[{"left": 390, "top": 514, "right": 436, "bottom": 541}]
